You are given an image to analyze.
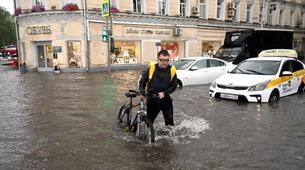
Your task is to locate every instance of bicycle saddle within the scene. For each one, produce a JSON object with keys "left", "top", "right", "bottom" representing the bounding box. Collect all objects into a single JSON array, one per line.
[{"left": 125, "top": 90, "right": 139, "bottom": 98}]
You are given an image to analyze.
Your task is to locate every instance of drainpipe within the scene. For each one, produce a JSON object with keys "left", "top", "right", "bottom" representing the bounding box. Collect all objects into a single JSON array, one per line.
[
  {"left": 13, "top": 0, "right": 21, "bottom": 71},
  {"left": 83, "top": 0, "right": 90, "bottom": 72}
]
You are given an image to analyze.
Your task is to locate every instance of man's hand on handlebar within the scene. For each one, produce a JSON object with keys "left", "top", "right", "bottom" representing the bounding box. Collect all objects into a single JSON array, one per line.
[{"left": 158, "top": 92, "right": 165, "bottom": 99}]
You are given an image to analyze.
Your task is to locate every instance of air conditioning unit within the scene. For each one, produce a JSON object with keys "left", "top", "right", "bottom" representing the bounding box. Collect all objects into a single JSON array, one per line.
[
  {"left": 193, "top": 6, "right": 199, "bottom": 14},
  {"left": 228, "top": 2, "right": 236, "bottom": 10},
  {"left": 173, "top": 27, "right": 182, "bottom": 36},
  {"left": 228, "top": 9, "right": 235, "bottom": 17}
]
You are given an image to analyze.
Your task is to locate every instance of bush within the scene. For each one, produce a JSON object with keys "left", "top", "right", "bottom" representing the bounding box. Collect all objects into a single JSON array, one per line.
[
  {"left": 14, "top": 7, "right": 21, "bottom": 16},
  {"left": 62, "top": 3, "right": 79, "bottom": 11},
  {"left": 110, "top": 7, "right": 120, "bottom": 13},
  {"left": 31, "top": 4, "right": 45, "bottom": 12}
]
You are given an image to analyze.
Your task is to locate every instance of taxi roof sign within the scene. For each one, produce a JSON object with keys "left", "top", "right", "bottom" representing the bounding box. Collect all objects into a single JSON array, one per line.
[{"left": 258, "top": 49, "right": 298, "bottom": 58}]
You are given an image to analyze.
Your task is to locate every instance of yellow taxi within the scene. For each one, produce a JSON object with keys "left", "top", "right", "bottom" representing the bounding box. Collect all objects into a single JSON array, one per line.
[{"left": 209, "top": 49, "right": 305, "bottom": 103}]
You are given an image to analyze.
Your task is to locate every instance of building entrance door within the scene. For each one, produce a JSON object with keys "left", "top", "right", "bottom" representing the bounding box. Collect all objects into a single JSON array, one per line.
[{"left": 37, "top": 44, "right": 53, "bottom": 70}]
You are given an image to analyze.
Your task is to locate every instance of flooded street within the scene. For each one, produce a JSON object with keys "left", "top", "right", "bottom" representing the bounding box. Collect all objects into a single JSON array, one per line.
[{"left": 1, "top": 68, "right": 305, "bottom": 170}]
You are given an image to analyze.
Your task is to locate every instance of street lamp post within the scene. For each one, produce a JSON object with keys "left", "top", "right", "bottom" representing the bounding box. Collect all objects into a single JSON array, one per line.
[{"left": 13, "top": 0, "right": 21, "bottom": 71}]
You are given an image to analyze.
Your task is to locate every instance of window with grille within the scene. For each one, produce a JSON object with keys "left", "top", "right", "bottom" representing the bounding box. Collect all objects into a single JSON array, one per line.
[
  {"left": 246, "top": 4, "right": 252, "bottom": 23},
  {"left": 216, "top": 0, "right": 223, "bottom": 19},
  {"left": 180, "top": 0, "right": 186, "bottom": 16},
  {"left": 199, "top": 0, "right": 206, "bottom": 18},
  {"left": 158, "top": 0, "right": 166, "bottom": 15},
  {"left": 133, "top": 0, "right": 142, "bottom": 13}
]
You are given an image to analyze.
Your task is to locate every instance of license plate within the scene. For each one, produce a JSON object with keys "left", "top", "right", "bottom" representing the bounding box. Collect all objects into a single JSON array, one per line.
[{"left": 220, "top": 93, "right": 238, "bottom": 100}]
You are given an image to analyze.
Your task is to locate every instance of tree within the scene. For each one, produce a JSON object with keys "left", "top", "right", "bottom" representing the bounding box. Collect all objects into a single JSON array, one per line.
[{"left": 0, "top": 7, "right": 16, "bottom": 48}]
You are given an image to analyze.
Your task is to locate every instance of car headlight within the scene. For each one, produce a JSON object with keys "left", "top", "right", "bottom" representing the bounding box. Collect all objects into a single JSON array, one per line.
[
  {"left": 248, "top": 80, "right": 270, "bottom": 91},
  {"left": 211, "top": 81, "right": 217, "bottom": 88}
]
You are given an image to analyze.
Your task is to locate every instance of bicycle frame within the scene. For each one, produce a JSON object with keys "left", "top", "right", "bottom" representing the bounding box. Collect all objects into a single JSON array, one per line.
[{"left": 118, "top": 90, "right": 155, "bottom": 142}]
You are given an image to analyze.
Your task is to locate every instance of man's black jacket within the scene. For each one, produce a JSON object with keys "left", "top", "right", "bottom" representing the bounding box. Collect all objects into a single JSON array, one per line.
[{"left": 139, "top": 64, "right": 177, "bottom": 97}]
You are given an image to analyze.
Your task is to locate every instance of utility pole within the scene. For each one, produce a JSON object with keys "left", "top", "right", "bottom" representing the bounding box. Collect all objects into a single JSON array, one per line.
[
  {"left": 84, "top": 0, "right": 90, "bottom": 72},
  {"left": 101, "top": 0, "right": 111, "bottom": 73},
  {"left": 13, "top": 0, "right": 21, "bottom": 71}
]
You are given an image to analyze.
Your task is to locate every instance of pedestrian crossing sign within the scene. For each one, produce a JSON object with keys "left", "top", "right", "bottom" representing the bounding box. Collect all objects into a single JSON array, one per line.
[{"left": 101, "top": 0, "right": 110, "bottom": 17}]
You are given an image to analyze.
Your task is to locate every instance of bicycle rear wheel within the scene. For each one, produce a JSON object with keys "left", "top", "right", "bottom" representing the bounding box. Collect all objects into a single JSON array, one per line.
[
  {"left": 139, "top": 117, "right": 155, "bottom": 143},
  {"left": 117, "top": 105, "right": 130, "bottom": 128}
]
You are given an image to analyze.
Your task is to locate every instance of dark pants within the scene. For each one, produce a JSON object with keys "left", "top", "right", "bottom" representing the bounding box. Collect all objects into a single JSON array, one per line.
[{"left": 147, "top": 96, "right": 174, "bottom": 126}]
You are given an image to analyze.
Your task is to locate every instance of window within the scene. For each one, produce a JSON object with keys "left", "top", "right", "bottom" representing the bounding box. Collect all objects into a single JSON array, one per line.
[
  {"left": 199, "top": 0, "right": 206, "bottom": 19},
  {"left": 290, "top": 10, "right": 295, "bottom": 27},
  {"left": 32, "top": 0, "right": 47, "bottom": 7},
  {"left": 62, "top": 0, "right": 80, "bottom": 7},
  {"left": 158, "top": 0, "right": 166, "bottom": 15},
  {"left": 216, "top": 0, "right": 223, "bottom": 19},
  {"left": 268, "top": 9, "right": 274, "bottom": 25},
  {"left": 302, "top": 10, "right": 305, "bottom": 28},
  {"left": 208, "top": 59, "right": 225, "bottom": 67},
  {"left": 133, "top": 0, "right": 142, "bottom": 13},
  {"left": 279, "top": 9, "right": 284, "bottom": 26},
  {"left": 193, "top": 60, "right": 207, "bottom": 69},
  {"left": 259, "top": 0, "right": 263, "bottom": 23},
  {"left": 34, "top": 0, "right": 43, "bottom": 6},
  {"left": 180, "top": 0, "right": 186, "bottom": 16},
  {"left": 291, "top": 60, "right": 304, "bottom": 72},
  {"left": 246, "top": 4, "right": 252, "bottom": 23},
  {"left": 233, "top": 2, "right": 240, "bottom": 22}
]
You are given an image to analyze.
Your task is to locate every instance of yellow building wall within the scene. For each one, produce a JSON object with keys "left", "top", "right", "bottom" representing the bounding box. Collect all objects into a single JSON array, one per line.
[
  {"left": 119, "top": 0, "right": 132, "bottom": 11},
  {"left": 147, "top": 0, "right": 157, "bottom": 14},
  {"left": 89, "top": 22, "right": 108, "bottom": 66},
  {"left": 170, "top": 0, "right": 179, "bottom": 16}
]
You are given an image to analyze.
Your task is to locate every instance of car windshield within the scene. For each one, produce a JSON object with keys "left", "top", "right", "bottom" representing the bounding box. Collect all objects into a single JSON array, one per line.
[
  {"left": 173, "top": 59, "right": 196, "bottom": 70},
  {"left": 231, "top": 60, "right": 281, "bottom": 75},
  {"left": 214, "top": 47, "right": 243, "bottom": 58}
]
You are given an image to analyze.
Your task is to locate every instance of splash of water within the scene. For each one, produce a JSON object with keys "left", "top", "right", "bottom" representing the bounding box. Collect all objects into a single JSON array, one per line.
[{"left": 154, "top": 114, "right": 210, "bottom": 144}]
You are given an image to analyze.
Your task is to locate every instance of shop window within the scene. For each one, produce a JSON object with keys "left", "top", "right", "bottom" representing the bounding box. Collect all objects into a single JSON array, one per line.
[
  {"left": 202, "top": 41, "right": 221, "bottom": 57},
  {"left": 160, "top": 42, "right": 178, "bottom": 61},
  {"left": 111, "top": 41, "right": 139, "bottom": 64},
  {"left": 67, "top": 41, "right": 81, "bottom": 67}
]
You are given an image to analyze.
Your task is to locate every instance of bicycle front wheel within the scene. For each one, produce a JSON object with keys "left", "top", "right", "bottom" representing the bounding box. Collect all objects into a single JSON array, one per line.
[
  {"left": 117, "top": 105, "right": 130, "bottom": 128},
  {"left": 139, "top": 117, "right": 155, "bottom": 143}
]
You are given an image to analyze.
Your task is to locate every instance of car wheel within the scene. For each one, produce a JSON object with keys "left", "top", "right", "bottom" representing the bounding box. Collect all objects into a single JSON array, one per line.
[
  {"left": 268, "top": 90, "right": 279, "bottom": 103},
  {"left": 297, "top": 82, "right": 304, "bottom": 94},
  {"left": 177, "top": 79, "right": 183, "bottom": 89}
]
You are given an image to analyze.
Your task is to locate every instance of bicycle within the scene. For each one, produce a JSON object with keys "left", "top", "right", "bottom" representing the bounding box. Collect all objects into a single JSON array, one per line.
[{"left": 117, "top": 90, "right": 155, "bottom": 143}]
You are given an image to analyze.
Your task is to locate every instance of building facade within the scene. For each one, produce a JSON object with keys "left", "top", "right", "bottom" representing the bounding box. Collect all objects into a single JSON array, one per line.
[{"left": 14, "top": 0, "right": 305, "bottom": 72}]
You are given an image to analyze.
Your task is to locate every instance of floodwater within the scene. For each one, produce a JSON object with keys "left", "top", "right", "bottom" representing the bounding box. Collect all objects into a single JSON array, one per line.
[{"left": 1, "top": 68, "right": 305, "bottom": 170}]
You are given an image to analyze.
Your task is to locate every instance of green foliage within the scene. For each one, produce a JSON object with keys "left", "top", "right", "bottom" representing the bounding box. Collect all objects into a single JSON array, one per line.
[{"left": 0, "top": 7, "right": 16, "bottom": 48}]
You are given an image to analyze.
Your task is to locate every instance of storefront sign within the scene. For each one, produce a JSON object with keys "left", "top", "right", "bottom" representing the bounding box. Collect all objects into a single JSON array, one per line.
[
  {"left": 26, "top": 26, "right": 51, "bottom": 35},
  {"left": 125, "top": 28, "right": 171, "bottom": 36},
  {"left": 53, "top": 46, "right": 62, "bottom": 53}
]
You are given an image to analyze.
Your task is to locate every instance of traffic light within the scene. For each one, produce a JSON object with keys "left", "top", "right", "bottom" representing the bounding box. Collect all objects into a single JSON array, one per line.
[{"left": 101, "top": 29, "right": 109, "bottom": 42}]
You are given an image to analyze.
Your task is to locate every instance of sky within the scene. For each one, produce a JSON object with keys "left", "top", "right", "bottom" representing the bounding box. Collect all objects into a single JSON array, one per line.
[{"left": 0, "top": 0, "right": 14, "bottom": 14}]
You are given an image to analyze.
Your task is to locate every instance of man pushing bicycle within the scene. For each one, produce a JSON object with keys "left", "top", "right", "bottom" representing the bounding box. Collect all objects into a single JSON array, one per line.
[{"left": 138, "top": 50, "right": 177, "bottom": 126}]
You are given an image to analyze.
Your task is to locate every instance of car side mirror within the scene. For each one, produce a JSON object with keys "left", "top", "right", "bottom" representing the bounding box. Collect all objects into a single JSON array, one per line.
[
  {"left": 190, "top": 66, "right": 199, "bottom": 71},
  {"left": 281, "top": 71, "right": 293, "bottom": 77}
]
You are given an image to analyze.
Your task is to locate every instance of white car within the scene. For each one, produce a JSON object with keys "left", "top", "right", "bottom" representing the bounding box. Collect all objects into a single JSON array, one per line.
[
  {"left": 209, "top": 56, "right": 305, "bottom": 103},
  {"left": 172, "top": 57, "right": 234, "bottom": 87}
]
